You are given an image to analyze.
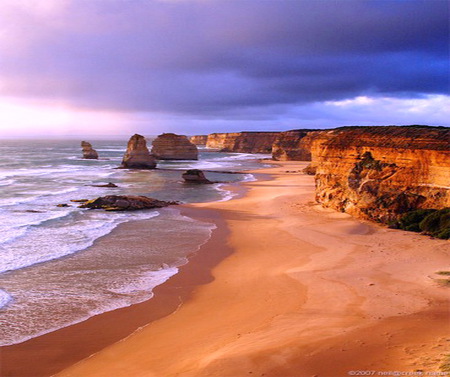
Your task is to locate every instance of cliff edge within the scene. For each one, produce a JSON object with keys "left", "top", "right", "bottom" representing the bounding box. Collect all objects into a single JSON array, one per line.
[
  {"left": 189, "top": 135, "right": 208, "bottom": 145},
  {"left": 206, "top": 132, "right": 280, "bottom": 153},
  {"left": 272, "top": 129, "right": 320, "bottom": 161},
  {"left": 311, "top": 126, "right": 450, "bottom": 223}
]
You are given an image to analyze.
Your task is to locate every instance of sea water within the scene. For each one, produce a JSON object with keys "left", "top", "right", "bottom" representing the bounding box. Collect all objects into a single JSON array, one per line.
[{"left": 0, "top": 138, "right": 268, "bottom": 346}]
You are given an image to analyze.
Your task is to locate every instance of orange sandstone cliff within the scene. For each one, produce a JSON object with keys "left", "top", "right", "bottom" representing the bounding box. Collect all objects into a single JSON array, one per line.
[
  {"left": 272, "top": 129, "right": 321, "bottom": 161},
  {"left": 206, "top": 132, "right": 280, "bottom": 153},
  {"left": 311, "top": 126, "right": 450, "bottom": 223},
  {"left": 189, "top": 135, "right": 208, "bottom": 145}
]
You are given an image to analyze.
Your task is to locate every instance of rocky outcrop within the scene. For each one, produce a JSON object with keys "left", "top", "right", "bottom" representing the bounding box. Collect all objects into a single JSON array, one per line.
[
  {"left": 79, "top": 195, "right": 178, "bottom": 211},
  {"left": 206, "top": 132, "right": 280, "bottom": 153},
  {"left": 189, "top": 135, "right": 208, "bottom": 145},
  {"left": 81, "top": 141, "right": 98, "bottom": 159},
  {"left": 312, "top": 126, "right": 450, "bottom": 223},
  {"left": 272, "top": 130, "right": 320, "bottom": 161},
  {"left": 91, "top": 182, "right": 118, "bottom": 188},
  {"left": 151, "top": 133, "right": 198, "bottom": 160},
  {"left": 182, "top": 169, "right": 212, "bottom": 184},
  {"left": 120, "top": 134, "right": 157, "bottom": 169}
]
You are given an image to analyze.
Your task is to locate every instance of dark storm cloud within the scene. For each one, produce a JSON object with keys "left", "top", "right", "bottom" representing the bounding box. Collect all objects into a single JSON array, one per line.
[{"left": 0, "top": 0, "right": 448, "bottom": 116}]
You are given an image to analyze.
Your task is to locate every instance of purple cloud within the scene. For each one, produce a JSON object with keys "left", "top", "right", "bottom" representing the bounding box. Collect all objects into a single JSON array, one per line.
[{"left": 0, "top": 0, "right": 448, "bottom": 133}]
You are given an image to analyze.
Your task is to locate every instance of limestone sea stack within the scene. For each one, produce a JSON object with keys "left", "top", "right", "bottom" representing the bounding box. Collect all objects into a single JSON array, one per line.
[
  {"left": 81, "top": 141, "right": 99, "bottom": 159},
  {"left": 151, "top": 133, "right": 198, "bottom": 160},
  {"left": 120, "top": 134, "right": 157, "bottom": 169}
]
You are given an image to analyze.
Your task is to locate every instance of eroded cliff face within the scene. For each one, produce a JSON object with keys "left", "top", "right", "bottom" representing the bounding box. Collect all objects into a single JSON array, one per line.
[
  {"left": 206, "top": 132, "right": 280, "bottom": 153},
  {"left": 189, "top": 135, "right": 208, "bottom": 145},
  {"left": 312, "top": 126, "right": 450, "bottom": 223},
  {"left": 272, "top": 130, "right": 320, "bottom": 161}
]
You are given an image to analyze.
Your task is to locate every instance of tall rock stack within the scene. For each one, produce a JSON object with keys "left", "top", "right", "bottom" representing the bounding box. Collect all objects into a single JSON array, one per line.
[
  {"left": 81, "top": 141, "right": 99, "bottom": 159},
  {"left": 120, "top": 134, "right": 157, "bottom": 169},
  {"left": 151, "top": 133, "right": 198, "bottom": 160}
]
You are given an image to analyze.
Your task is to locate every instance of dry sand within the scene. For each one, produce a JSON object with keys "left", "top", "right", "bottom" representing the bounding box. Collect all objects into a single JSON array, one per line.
[{"left": 6, "top": 162, "right": 450, "bottom": 377}]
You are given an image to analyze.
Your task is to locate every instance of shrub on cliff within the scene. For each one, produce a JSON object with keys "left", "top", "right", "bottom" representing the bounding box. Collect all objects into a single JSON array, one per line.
[
  {"left": 397, "top": 209, "right": 436, "bottom": 232},
  {"left": 419, "top": 208, "right": 450, "bottom": 239},
  {"left": 396, "top": 208, "right": 450, "bottom": 239}
]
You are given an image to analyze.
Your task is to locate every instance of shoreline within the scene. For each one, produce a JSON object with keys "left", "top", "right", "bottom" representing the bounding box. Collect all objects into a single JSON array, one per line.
[
  {"left": 2, "top": 161, "right": 449, "bottom": 377},
  {"left": 0, "top": 201, "right": 240, "bottom": 377}
]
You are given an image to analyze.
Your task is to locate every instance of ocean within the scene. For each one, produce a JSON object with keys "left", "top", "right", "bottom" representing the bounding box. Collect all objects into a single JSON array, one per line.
[{"left": 0, "top": 138, "right": 268, "bottom": 346}]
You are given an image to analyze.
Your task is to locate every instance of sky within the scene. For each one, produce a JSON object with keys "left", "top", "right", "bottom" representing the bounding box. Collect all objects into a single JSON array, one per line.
[{"left": 0, "top": 0, "right": 448, "bottom": 137}]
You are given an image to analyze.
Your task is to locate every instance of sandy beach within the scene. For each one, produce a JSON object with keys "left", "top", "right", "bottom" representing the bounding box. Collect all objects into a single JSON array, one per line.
[{"left": 3, "top": 161, "right": 449, "bottom": 377}]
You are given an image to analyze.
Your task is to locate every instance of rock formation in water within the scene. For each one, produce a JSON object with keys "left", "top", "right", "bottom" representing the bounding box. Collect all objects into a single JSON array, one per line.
[
  {"left": 189, "top": 135, "right": 208, "bottom": 145},
  {"left": 120, "top": 134, "right": 157, "bottom": 169},
  {"left": 151, "top": 133, "right": 198, "bottom": 160},
  {"left": 91, "top": 182, "right": 118, "bottom": 188},
  {"left": 272, "top": 130, "right": 321, "bottom": 161},
  {"left": 182, "top": 169, "right": 212, "bottom": 184},
  {"left": 79, "top": 195, "right": 178, "bottom": 211},
  {"left": 81, "top": 141, "right": 99, "bottom": 159},
  {"left": 206, "top": 132, "right": 280, "bottom": 153},
  {"left": 311, "top": 126, "right": 450, "bottom": 223}
]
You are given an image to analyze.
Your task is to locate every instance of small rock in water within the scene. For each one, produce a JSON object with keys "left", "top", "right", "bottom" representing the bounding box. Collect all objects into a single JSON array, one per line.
[
  {"left": 56, "top": 204, "right": 70, "bottom": 207},
  {"left": 70, "top": 199, "right": 89, "bottom": 203},
  {"left": 182, "top": 169, "right": 212, "bottom": 184},
  {"left": 79, "top": 195, "right": 178, "bottom": 211},
  {"left": 92, "top": 182, "right": 118, "bottom": 188}
]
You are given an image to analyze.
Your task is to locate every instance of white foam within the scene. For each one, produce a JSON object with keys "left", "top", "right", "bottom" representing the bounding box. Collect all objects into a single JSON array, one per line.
[
  {"left": 107, "top": 267, "right": 178, "bottom": 295},
  {"left": 0, "top": 179, "right": 15, "bottom": 186},
  {"left": 0, "top": 289, "right": 13, "bottom": 309},
  {"left": 0, "top": 210, "right": 160, "bottom": 274},
  {"left": 0, "top": 208, "right": 217, "bottom": 346},
  {"left": 0, "top": 208, "right": 73, "bottom": 244},
  {"left": 0, "top": 267, "right": 176, "bottom": 346},
  {"left": 214, "top": 184, "right": 236, "bottom": 202},
  {"left": 242, "top": 173, "right": 256, "bottom": 182},
  {"left": 0, "top": 186, "right": 79, "bottom": 207}
]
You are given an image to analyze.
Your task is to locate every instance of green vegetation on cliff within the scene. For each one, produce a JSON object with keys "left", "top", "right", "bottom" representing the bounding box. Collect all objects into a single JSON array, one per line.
[{"left": 395, "top": 208, "right": 450, "bottom": 239}]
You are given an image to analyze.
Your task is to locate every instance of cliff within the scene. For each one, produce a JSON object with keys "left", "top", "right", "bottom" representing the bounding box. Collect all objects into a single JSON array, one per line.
[
  {"left": 189, "top": 135, "right": 208, "bottom": 145},
  {"left": 151, "top": 133, "right": 198, "bottom": 160},
  {"left": 272, "top": 129, "right": 321, "bottom": 161},
  {"left": 312, "top": 126, "right": 450, "bottom": 223},
  {"left": 120, "top": 134, "right": 157, "bottom": 169},
  {"left": 206, "top": 132, "right": 280, "bottom": 153},
  {"left": 81, "top": 141, "right": 98, "bottom": 159}
]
